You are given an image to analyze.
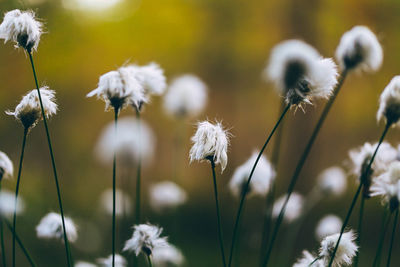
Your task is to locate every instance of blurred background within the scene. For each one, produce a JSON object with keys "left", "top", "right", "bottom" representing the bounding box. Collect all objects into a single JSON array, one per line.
[{"left": 0, "top": 0, "right": 399, "bottom": 266}]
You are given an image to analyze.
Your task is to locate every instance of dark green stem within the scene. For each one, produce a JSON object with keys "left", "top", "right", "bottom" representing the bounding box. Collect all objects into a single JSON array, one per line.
[
  {"left": 228, "top": 103, "right": 290, "bottom": 267},
  {"left": 0, "top": 183, "right": 6, "bottom": 267},
  {"left": 135, "top": 110, "right": 142, "bottom": 225},
  {"left": 146, "top": 254, "right": 153, "bottom": 267},
  {"left": 373, "top": 209, "right": 390, "bottom": 267},
  {"left": 308, "top": 256, "right": 322, "bottom": 266},
  {"left": 12, "top": 128, "right": 28, "bottom": 267},
  {"left": 386, "top": 209, "right": 399, "bottom": 267},
  {"left": 112, "top": 108, "right": 119, "bottom": 267},
  {"left": 354, "top": 195, "right": 365, "bottom": 267}
]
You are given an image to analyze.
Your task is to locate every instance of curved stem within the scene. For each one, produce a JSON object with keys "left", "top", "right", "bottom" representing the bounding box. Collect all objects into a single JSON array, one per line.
[
  {"left": 135, "top": 110, "right": 142, "bottom": 225},
  {"left": 12, "top": 128, "right": 28, "bottom": 267},
  {"left": 354, "top": 195, "right": 365, "bottom": 267},
  {"left": 0, "top": 183, "right": 6, "bottom": 267},
  {"left": 228, "top": 103, "right": 290, "bottom": 267},
  {"left": 112, "top": 108, "right": 119, "bottom": 267},
  {"left": 386, "top": 209, "right": 399, "bottom": 267},
  {"left": 28, "top": 51, "right": 72, "bottom": 267},
  {"left": 262, "top": 70, "right": 348, "bottom": 267},
  {"left": 373, "top": 209, "right": 390, "bottom": 267}
]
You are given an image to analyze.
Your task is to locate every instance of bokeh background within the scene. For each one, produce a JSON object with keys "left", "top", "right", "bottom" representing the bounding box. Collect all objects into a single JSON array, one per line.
[{"left": 0, "top": 0, "right": 399, "bottom": 266}]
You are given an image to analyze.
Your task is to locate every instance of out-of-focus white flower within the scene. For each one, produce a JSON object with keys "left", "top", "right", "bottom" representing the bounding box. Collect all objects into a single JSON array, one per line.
[
  {"left": 127, "top": 63, "right": 167, "bottom": 98},
  {"left": 319, "top": 231, "right": 358, "bottom": 267},
  {"left": 335, "top": 26, "right": 382, "bottom": 72},
  {"left": 315, "top": 215, "right": 343, "bottom": 240},
  {"left": 264, "top": 40, "right": 338, "bottom": 107},
  {"left": 36, "top": 212, "right": 78, "bottom": 243},
  {"left": 317, "top": 166, "right": 347, "bottom": 196},
  {"left": 74, "top": 261, "right": 97, "bottom": 267},
  {"left": 95, "top": 117, "right": 155, "bottom": 165},
  {"left": 189, "top": 121, "right": 230, "bottom": 173},
  {"left": 0, "top": 151, "right": 13, "bottom": 180},
  {"left": 100, "top": 188, "right": 131, "bottom": 217},
  {"left": 229, "top": 151, "right": 276, "bottom": 198},
  {"left": 163, "top": 74, "right": 208, "bottom": 118},
  {"left": 152, "top": 244, "right": 185, "bottom": 266},
  {"left": 6, "top": 87, "right": 57, "bottom": 130},
  {"left": 0, "top": 189, "right": 24, "bottom": 218},
  {"left": 149, "top": 181, "right": 187, "bottom": 212},
  {"left": 97, "top": 254, "right": 127, "bottom": 267},
  {"left": 293, "top": 250, "right": 324, "bottom": 267},
  {"left": 124, "top": 224, "right": 168, "bottom": 256},
  {"left": 272, "top": 192, "right": 304, "bottom": 223},
  {"left": 0, "top": 9, "right": 43, "bottom": 52},
  {"left": 377, "top": 76, "right": 400, "bottom": 126},
  {"left": 371, "top": 161, "right": 400, "bottom": 211}
]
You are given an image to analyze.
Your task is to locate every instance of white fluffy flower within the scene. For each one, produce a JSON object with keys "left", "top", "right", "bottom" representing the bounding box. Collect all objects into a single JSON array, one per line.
[
  {"left": 0, "top": 189, "right": 24, "bottom": 218},
  {"left": 272, "top": 192, "right": 304, "bottom": 223},
  {"left": 149, "top": 181, "right": 187, "bottom": 212},
  {"left": 265, "top": 40, "right": 338, "bottom": 106},
  {"left": 95, "top": 117, "right": 155, "bottom": 165},
  {"left": 315, "top": 215, "right": 343, "bottom": 240},
  {"left": 371, "top": 161, "right": 400, "bottom": 211},
  {"left": 152, "top": 244, "right": 185, "bottom": 267},
  {"left": 163, "top": 74, "right": 208, "bottom": 118},
  {"left": 124, "top": 224, "right": 168, "bottom": 256},
  {"left": 319, "top": 231, "right": 358, "bottom": 267},
  {"left": 100, "top": 188, "right": 132, "bottom": 217},
  {"left": 377, "top": 76, "right": 400, "bottom": 126},
  {"left": 335, "top": 26, "right": 382, "bottom": 72},
  {"left": 317, "top": 166, "right": 347, "bottom": 196},
  {"left": 128, "top": 63, "right": 167, "bottom": 97},
  {"left": 189, "top": 121, "right": 230, "bottom": 173},
  {"left": 6, "top": 87, "right": 58, "bottom": 130},
  {"left": 74, "top": 261, "right": 97, "bottom": 267},
  {"left": 293, "top": 250, "right": 324, "bottom": 267},
  {"left": 36, "top": 212, "right": 78, "bottom": 243},
  {"left": 229, "top": 151, "right": 276, "bottom": 198},
  {"left": 0, "top": 151, "right": 13, "bottom": 180},
  {"left": 97, "top": 254, "right": 127, "bottom": 267},
  {"left": 0, "top": 9, "right": 43, "bottom": 52}
]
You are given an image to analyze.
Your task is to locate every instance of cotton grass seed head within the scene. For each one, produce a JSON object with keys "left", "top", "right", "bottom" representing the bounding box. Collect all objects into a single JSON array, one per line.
[
  {"left": 0, "top": 189, "right": 24, "bottom": 218},
  {"left": 100, "top": 188, "right": 132, "bottom": 217},
  {"left": 272, "top": 192, "right": 304, "bottom": 223},
  {"left": 319, "top": 230, "right": 358, "bottom": 267},
  {"left": 317, "top": 166, "right": 347, "bottom": 197},
  {"left": 293, "top": 250, "right": 324, "bottom": 267},
  {"left": 335, "top": 26, "right": 382, "bottom": 72},
  {"left": 152, "top": 244, "right": 185, "bottom": 267},
  {"left": 0, "top": 9, "right": 43, "bottom": 52},
  {"left": 74, "top": 261, "right": 97, "bottom": 267},
  {"left": 0, "top": 151, "right": 13, "bottom": 181},
  {"left": 7, "top": 87, "right": 57, "bottom": 130},
  {"left": 149, "top": 181, "right": 187, "bottom": 213},
  {"left": 128, "top": 62, "right": 167, "bottom": 97},
  {"left": 265, "top": 40, "right": 338, "bottom": 107},
  {"left": 229, "top": 151, "right": 276, "bottom": 198},
  {"left": 124, "top": 223, "right": 168, "bottom": 256},
  {"left": 163, "top": 74, "right": 208, "bottom": 118},
  {"left": 189, "top": 121, "right": 230, "bottom": 173},
  {"left": 36, "top": 212, "right": 78, "bottom": 243},
  {"left": 377, "top": 76, "right": 400, "bottom": 126},
  {"left": 97, "top": 254, "right": 127, "bottom": 267},
  {"left": 315, "top": 215, "right": 343, "bottom": 240}
]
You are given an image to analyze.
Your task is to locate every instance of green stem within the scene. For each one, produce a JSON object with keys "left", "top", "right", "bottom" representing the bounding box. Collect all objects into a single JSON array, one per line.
[
  {"left": 327, "top": 122, "right": 391, "bottom": 267},
  {"left": 12, "top": 128, "right": 28, "bottom": 267},
  {"left": 308, "top": 256, "right": 322, "bottom": 266},
  {"left": 0, "top": 183, "right": 6, "bottom": 267},
  {"left": 135, "top": 110, "right": 142, "bottom": 225},
  {"left": 386, "top": 209, "right": 399, "bottom": 267},
  {"left": 146, "top": 254, "right": 153, "bottom": 267},
  {"left": 112, "top": 108, "right": 119, "bottom": 267},
  {"left": 28, "top": 51, "right": 72, "bottom": 267},
  {"left": 228, "top": 103, "right": 290, "bottom": 267},
  {"left": 354, "top": 195, "right": 365, "bottom": 267},
  {"left": 373, "top": 209, "right": 390, "bottom": 267}
]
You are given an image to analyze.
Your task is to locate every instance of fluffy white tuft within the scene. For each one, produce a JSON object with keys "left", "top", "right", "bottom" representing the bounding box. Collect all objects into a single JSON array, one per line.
[
  {"left": 152, "top": 244, "right": 185, "bottom": 266},
  {"left": 293, "top": 250, "right": 324, "bottom": 267},
  {"left": 377, "top": 76, "right": 400, "bottom": 126},
  {"left": 319, "top": 231, "right": 358, "bottom": 267},
  {"left": 371, "top": 161, "right": 400, "bottom": 210},
  {"left": 0, "top": 151, "right": 13, "bottom": 180},
  {"left": 149, "top": 181, "right": 187, "bottom": 213},
  {"left": 128, "top": 63, "right": 167, "bottom": 96},
  {"left": 36, "top": 212, "right": 78, "bottom": 243},
  {"left": 123, "top": 224, "right": 168, "bottom": 256},
  {"left": 272, "top": 192, "right": 304, "bottom": 223},
  {"left": 100, "top": 188, "right": 132, "bottom": 217},
  {"left": 74, "top": 261, "right": 97, "bottom": 267},
  {"left": 97, "top": 254, "right": 127, "bottom": 267},
  {"left": 0, "top": 189, "right": 24, "bottom": 218},
  {"left": 317, "top": 166, "right": 347, "bottom": 196},
  {"left": 315, "top": 215, "right": 343, "bottom": 240}
]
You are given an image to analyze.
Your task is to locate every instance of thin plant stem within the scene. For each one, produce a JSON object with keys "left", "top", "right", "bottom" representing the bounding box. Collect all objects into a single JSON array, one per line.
[
  {"left": 386, "top": 209, "right": 399, "bottom": 267},
  {"left": 354, "top": 195, "right": 365, "bottom": 267},
  {"left": 373, "top": 209, "right": 390, "bottom": 267},
  {"left": 308, "top": 256, "right": 322, "bottom": 266},
  {"left": 209, "top": 157, "right": 227, "bottom": 267},
  {"left": 262, "top": 70, "right": 348, "bottom": 267},
  {"left": 112, "top": 108, "right": 119, "bottom": 267},
  {"left": 12, "top": 127, "right": 28, "bottom": 267},
  {"left": 0, "top": 183, "right": 6, "bottom": 267},
  {"left": 146, "top": 254, "right": 153, "bottom": 267},
  {"left": 327, "top": 122, "right": 391, "bottom": 267},
  {"left": 135, "top": 109, "right": 142, "bottom": 225},
  {"left": 28, "top": 51, "right": 72, "bottom": 266},
  {"left": 228, "top": 103, "right": 290, "bottom": 267}
]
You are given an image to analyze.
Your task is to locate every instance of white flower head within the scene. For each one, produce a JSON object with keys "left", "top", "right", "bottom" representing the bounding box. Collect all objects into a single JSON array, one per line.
[
  {"left": 272, "top": 192, "right": 304, "bottom": 223},
  {"left": 317, "top": 166, "right": 347, "bottom": 196},
  {"left": 0, "top": 151, "right": 13, "bottom": 181},
  {"left": 371, "top": 161, "right": 400, "bottom": 211},
  {"left": 149, "top": 181, "right": 187, "bottom": 213},
  {"left": 128, "top": 63, "right": 167, "bottom": 97},
  {"left": 6, "top": 87, "right": 57, "bottom": 130},
  {"left": 229, "top": 151, "right": 276, "bottom": 198},
  {"left": 319, "top": 231, "right": 358, "bottom": 267},
  {"left": 265, "top": 40, "right": 338, "bottom": 107},
  {"left": 36, "top": 212, "right": 78, "bottom": 243},
  {"left": 0, "top": 9, "right": 43, "bottom": 52},
  {"left": 124, "top": 223, "right": 168, "bottom": 256},
  {"left": 100, "top": 188, "right": 132, "bottom": 217},
  {"left": 335, "top": 26, "right": 383, "bottom": 72},
  {"left": 75, "top": 261, "right": 97, "bottom": 267},
  {"left": 189, "top": 121, "right": 230, "bottom": 173},
  {"left": 95, "top": 117, "right": 155, "bottom": 166},
  {"left": 377, "top": 76, "right": 400, "bottom": 127},
  {"left": 163, "top": 74, "right": 208, "bottom": 118},
  {"left": 315, "top": 215, "right": 343, "bottom": 240},
  {"left": 152, "top": 244, "right": 185, "bottom": 267},
  {"left": 97, "top": 254, "right": 127, "bottom": 267},
  {"left": 293, "top": 250, "right": 324, "bottom": 267},
  {"left": 0, "top": 189, "right": 24, "bottom": 218}
]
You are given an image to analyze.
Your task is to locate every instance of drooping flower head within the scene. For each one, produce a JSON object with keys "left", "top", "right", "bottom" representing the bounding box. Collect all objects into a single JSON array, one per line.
[
  {"left": 0, "top": 9, "right": 43, "bottom": 52},
  {"left": 97, "top": 254, "right": 127, "bottom": 267},
  {"left": 36, "top": 212, "right": 78, "bottom": 242},
  {"left": 377, "top": 76, "right": 400, "bottom": 127},
  {"left": 229, "top": 151, "right": 276, "bottom": 198},
  {"left": 100, "top": 188, "right": 132, "bottom": 217},
  {"left": 272, "top": 192, "right": 304, "bottom": 223},
  {"left": 335, "top": 26, "right": 383, "bottom": 72},
  {"left": 149, "top": 181, "right": 187, "bottom": 213},
  {"left": 293, "top": 250, "right": 324, "bottom": 267},
  {"left": 152, "top": 244, "right": 185, "bottom": 267},
  {"left": 317, "top": 166, "right": 347, "bottom": 197},
  {"left": 189, "top": 121, "right": 230, "bottom": 173},
  {"left": 123, "top": 224, "right": 168, "bottom": 256},
  {"left": 6, "top": 87, "right": 58, "bottom": 130},
  {"left": 0, "top": 151, "right": 13, "bottom": 181},
  {"left": 163, "top": 74, "right": 208, "bottom": 118},
  {"left": 315, "top": 215, "right": 343, "bottom": 240},
  {"left": 0, "top": 189, "right": 24, "bottom": 218},
  {"left": 319, "top": 231, "right": 358, "bottom": 267},
  {"left": 265, "top": 40, "right": 338, "bottom": 107}
]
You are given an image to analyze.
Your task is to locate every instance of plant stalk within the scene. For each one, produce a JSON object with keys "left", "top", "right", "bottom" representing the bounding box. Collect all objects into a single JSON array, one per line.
[
  {"left": 112, "top": 108, "right": 119, "bottom": 267},
  {"left": 386, "top": 209, "right": 399, "bottom": 267},
  {"left": 373, "top": 209, "right": 390, "bottom": 267},
  {"left": 354, "top": 195, "right": 365, "bottom": 267}
]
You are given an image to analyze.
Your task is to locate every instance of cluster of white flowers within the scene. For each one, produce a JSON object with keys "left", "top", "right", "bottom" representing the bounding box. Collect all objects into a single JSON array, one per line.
[
  {"left": 36, "top": 212, "right": 78, "bottom": 243},
  {"left": 124, "top": 223, "right": 168, "bottom": 256},
  {"left": 97, "top": 254, "right": 127, "bottom": 267},
  {"left": 149, "top": 181, "right": 187, "bottom": 212},
  {"left": 99, "top": 188, "right": 132, "bottom": 217},
  {"left": 315, "top": 214, "right": 343, "bottom": 240},
  {"left": 272, "top": 192, "right": 304, "bottom": 223},
  {"left": 377, "top": 76, "right": 400, "bottom": 126},
  {"left": 316, "top": 166, "right": 347, "bottom": 197},
  {"left": 371, "top": 161, "right": 400, "bottom": 211},
  {"left": 0, "top": 189, "right": 25, "bottom": 218},
  {"left": 0, "top": 151, "right": 13, "bottom": 181},
  {"left": 319, "top": 231, "right": 358, "bottom": 267}
]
